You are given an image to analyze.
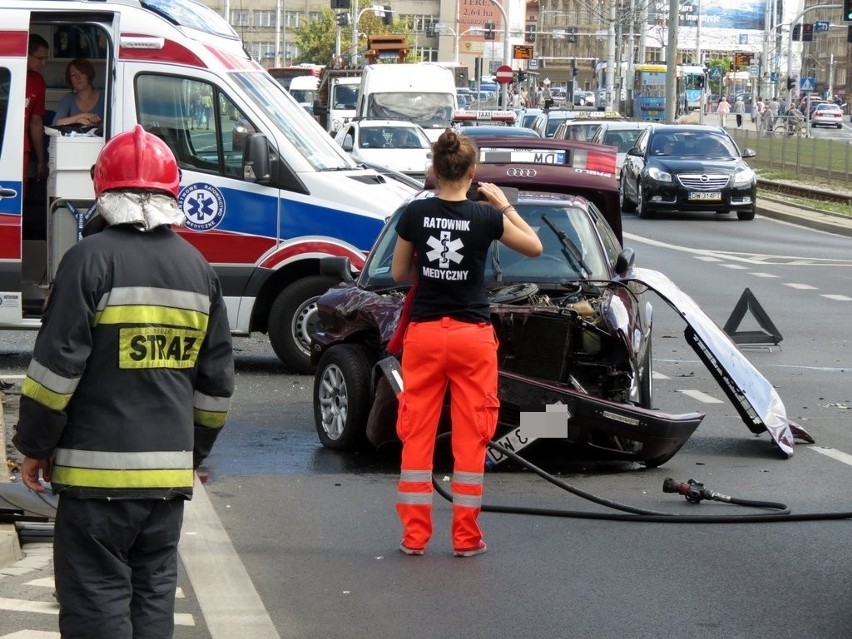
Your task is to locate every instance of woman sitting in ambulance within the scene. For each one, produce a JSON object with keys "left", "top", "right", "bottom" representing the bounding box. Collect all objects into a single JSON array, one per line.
[{"left": 53, "top": 58, "right": 104, "bottom": 129}]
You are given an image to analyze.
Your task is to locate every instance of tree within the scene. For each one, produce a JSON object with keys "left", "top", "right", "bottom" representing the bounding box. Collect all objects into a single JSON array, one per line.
[{"left": 292, "top": 1, "right": 415, "bottom": 66}]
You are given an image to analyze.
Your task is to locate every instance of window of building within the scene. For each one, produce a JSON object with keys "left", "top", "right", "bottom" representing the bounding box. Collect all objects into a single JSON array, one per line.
[
  {"left": 254, "top": 10, "right": 275, "bottom": 28},
  {"left": 230, "top": 10, "right": 249, "bottom": 26}
]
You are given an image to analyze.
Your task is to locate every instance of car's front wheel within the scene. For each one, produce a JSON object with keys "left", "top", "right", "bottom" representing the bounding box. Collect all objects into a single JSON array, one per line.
[
  {"left": 619, "top": 175, "right": 636, "bottom": 213},
  {"left": 269, "top": 276, "right": 339, "bottom": 374},
  {"left": 313, "top": 344, "right": 374, "bottom": 450},
  {"left": 737, "top": 207, "right": 756, "bottom": 221},
  {"left": 636, "top": 184, "right": 654, "bottom": 219}
]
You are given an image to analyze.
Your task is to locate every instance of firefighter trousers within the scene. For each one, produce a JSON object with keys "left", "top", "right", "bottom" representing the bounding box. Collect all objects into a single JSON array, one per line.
[
  {"left": 54, "top": 496, "right": 184, "bottom": 639},
  {"left": 396, "top": 317, "right": 500, "bottom": 551}
]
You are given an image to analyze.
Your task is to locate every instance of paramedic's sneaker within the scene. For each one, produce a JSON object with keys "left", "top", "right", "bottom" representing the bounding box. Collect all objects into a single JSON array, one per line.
[
  {"left": 453, "top": 542, "right": 487, "bottom": 558},
  {"left": 399, "top": 543, "right": 425, "bottom": 556}
]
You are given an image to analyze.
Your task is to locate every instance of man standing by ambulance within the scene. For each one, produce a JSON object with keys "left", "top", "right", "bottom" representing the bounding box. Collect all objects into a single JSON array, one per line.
[
  {"left": 25, "top": 34, "right": 49, "bottom": 196},
  {"left": 14, "top": 125, "right": 234, "bottom": 639}
]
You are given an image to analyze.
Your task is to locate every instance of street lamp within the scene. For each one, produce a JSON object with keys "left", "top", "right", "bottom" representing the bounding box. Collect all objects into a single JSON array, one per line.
[{"left": 350, "top": 4, "right": 393, "bottom": 65}]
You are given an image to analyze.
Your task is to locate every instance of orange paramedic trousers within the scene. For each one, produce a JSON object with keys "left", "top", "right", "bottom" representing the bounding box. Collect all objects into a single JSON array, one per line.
[{"left": 396, "top": 317, "right": 500, "bottom": 551}]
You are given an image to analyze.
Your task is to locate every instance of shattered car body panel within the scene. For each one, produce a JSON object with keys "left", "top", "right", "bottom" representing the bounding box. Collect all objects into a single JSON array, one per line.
[{"left": 622, "top": 267, "right": 813, "bottom": 457}]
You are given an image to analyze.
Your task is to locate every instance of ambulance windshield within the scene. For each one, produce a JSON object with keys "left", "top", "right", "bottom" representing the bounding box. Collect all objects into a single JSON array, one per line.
[
  {"left": 232, "top": 72, "right": 357, "bottom": 171},
  {"left": 141, "top": 0, "right": 239, "bottom": 39}
]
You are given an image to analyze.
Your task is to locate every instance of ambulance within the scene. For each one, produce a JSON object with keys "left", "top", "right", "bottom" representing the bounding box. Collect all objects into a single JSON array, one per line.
[{"left": 0, "top": 0, "right": 416, "bottom": 373}]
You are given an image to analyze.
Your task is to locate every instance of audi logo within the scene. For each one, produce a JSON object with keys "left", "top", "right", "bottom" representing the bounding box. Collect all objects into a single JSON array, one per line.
[{"left": 506, "top": 168, "right": 537, "bottom": 178}]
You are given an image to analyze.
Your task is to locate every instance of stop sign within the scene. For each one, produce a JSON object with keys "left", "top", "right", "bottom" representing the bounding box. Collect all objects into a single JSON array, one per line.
[{"left": 495, "top": 65, "right": 514, "bottom": 84}]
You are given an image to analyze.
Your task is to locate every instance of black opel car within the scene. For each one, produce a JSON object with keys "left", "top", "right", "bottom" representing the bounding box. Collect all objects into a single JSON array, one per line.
[{"left": 619, "top": 124, "right": 757, "bottom": 220}]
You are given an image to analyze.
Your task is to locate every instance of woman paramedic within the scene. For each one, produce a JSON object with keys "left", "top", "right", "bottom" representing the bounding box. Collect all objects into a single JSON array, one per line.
[
  {"left": 53, "top": 58, "right": 104, "bottom": 128},
  {"left": 391, "top": 129, "right": 542, "bottom": 558}
]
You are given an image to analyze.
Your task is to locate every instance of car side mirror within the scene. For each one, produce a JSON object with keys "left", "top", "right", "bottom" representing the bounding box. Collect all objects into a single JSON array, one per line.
[
  {"left": 320, "top": 256, "right": 357, "bottom": 285},
  {"left": 741, "top": 148, "right": 756, "bottom": 158},
  {"left": 614, "top": 247, "right": 635, "bottom": 277},
  {"left": 627, "top": 147, "right": 642, "bottom": 157},
  {"left": 243, "top": 133, "right": 271, "bottom": 185}
]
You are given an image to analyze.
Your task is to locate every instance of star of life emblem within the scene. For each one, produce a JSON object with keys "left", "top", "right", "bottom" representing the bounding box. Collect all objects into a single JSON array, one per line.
[{"left": 426, "top": 231, "right": 464, "bottom": 268}]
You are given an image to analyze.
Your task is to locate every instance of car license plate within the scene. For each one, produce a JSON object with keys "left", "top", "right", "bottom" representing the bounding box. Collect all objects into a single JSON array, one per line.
[
  {"left": 688, "top": 191, "right": 722, "bottom": 201},
  {"left": 485, "top": 427, "right": 538, "bottom": 467},
  {"left": 480, "top": 149, "right": 567, "bottom": 165}
]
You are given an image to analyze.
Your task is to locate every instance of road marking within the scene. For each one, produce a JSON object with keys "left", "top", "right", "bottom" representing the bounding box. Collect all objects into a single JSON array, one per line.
[
  {"left": 821, "top": 294, "right": 852, "bottom": 301},
  {"left": 180, "top": 476, "right": 281, "bottom": 639},
  {"left": 810, "top": 446, "right": 852, "bottom": 467},
  {"left": 0, "top": 632, "right": 59, "bottom": 638},
  {"left": 750, "top": 272, "right": 778, "bottom": 278},
  {"left": 694, "top": 255, "right": 722, "bottom": 262},
  {"left": 0, "top": 598, "right": 57, "bottom": 615},
  {"left": 652, "top": 371, "right": 669, "bottom": 380},
  {"left": 783, "top": 283, "right": 818, "bottom": 289},
  {"left": 720, "top": 264, "right": 748, "bottom": 270},
  {"left": 678, "top": 389, "right": 724, "bottom": 403}
]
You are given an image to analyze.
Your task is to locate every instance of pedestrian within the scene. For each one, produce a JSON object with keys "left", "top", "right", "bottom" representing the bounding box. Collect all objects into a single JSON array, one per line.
[
  {"left": 391, "top": 129, "right": 542, "bottom": 558},
  {"left": 768, "top": 97, "right": 780, "bottom": 131},
  {"left": 25, "top": 33, "right": 49, "bottom": 198},
  {"left": 753, "top": 97, "right": 765, "bottom": 133},
  {"left": 542, "top": 82, "right": 553, "bottom": 110},
  {"left": 716, "top": 96, "right": 730, "bottom": 127},
  {"left": 14, "top": 125, "right": 235, "bottom": 639},
  {"left": 733, "top": 95, "right": 745, "bottom": 128}
]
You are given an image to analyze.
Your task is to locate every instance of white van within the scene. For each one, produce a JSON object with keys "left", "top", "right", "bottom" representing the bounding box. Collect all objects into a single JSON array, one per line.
[
  {"left": 0, "top": 0, "right": 416, "bottom": 373},
  {"left": 357, "top": 63, "right": 458, "bottom": 142}
]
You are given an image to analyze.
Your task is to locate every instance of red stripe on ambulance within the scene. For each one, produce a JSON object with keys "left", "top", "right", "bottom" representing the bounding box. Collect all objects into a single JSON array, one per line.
[
  {"left": 260, "top": 241, "right": 366, "bottom": 270},
  {"left": 0, "top": 31, "right": 27, "bottom": 56},
  {"left": 119, "top": 35, "right": 207, "bottom": 68}
]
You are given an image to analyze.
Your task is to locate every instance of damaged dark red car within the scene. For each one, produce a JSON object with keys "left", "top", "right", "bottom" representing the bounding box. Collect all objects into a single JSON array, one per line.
[{"left": 310, "top": 138, "right": 809, "bottom": 468}]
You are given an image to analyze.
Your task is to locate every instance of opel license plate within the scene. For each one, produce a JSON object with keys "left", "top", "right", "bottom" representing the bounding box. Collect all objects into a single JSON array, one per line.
[{"left": 688, "top": 191, "right": 721, "bottom": 201}]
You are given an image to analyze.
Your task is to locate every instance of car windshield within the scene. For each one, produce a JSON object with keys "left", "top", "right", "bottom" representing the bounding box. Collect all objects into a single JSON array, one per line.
[
  {"left": 603, "top": 129, "right": 642, "bottom": 152},
  {"left": 359, "top": 127, "right": 430, "bottom": 149},
  {"left": 361, "top": 199, "right": 611, "bottom": 289},
  {"left": 367, "top": 92, "right": 456, "bottom": 130},
  {"left": 651, "top": 131, "right": 737, "bottom": 158}
]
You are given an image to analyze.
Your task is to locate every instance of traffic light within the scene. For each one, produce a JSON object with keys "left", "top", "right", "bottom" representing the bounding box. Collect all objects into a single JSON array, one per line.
[
  {"left": 792, "top": 24, "right": 801, "bottom": 41},
  {"left": 330, "top": 0, "right": 350, "bottom": 8},
  {"left": 517, "top": 70, "right": 526, "bottom": 82},
  {"left": 485, "top": 22, "right": 495, "bottom": 40},
  {"left": 525, "top": 26, "right": 536, "bottom": 43},
  {"left": 845, "top": 0, "right": 852, "bottom": 21},
  {"left": 381, "top": 5, "right": 392, "bottom": 26},
  {"left": 787, "top": 76, "right": 796, "bottom": 90},
  {"left": 802, "top": 22, "right": 814, "bottom": 41},
  {"left": 335, "top": 12, "right": 349, "bottom": 26}
]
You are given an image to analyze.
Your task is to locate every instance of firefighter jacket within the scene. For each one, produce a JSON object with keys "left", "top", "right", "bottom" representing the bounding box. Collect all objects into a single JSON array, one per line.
[{"left": 13, "top": 224, "right": 234, "bottom": 500}]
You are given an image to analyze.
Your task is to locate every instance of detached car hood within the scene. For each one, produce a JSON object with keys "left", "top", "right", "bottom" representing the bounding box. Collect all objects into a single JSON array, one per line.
[{"left": 623, "top": 267, "right": 812, "bottom": 457}]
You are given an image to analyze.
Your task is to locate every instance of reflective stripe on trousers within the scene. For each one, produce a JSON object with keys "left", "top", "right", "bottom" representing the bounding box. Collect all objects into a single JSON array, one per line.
[{"left": 396, "top": 317, "right": 499, "bottom": 551}]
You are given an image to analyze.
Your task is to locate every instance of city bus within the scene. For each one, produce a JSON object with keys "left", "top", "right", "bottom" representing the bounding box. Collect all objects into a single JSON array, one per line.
[{"left": 631, "top": 64, "right": 666, "bottom": 121}]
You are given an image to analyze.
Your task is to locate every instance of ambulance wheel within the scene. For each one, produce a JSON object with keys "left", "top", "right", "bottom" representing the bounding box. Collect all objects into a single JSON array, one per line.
[
  {"left": 313, "top": 344, "right": 372, "bottom": 450},
  {"left": 269, "top": 276, "right": 338, "bottom": 374}
]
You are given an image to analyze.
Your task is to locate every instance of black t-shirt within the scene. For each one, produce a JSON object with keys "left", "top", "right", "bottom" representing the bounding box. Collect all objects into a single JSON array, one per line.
[{"left": 396, "top": 197, "right": 504, "bottom": 323}]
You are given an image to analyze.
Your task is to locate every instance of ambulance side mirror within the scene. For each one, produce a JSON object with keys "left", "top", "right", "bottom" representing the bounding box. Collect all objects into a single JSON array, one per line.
[{"left": 243, "top": 133, "right": 271, "bottom": 185}]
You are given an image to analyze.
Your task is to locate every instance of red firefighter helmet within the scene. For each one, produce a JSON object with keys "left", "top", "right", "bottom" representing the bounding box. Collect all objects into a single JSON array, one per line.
[{"left": 92, "top": 124, "right": 180, "bottom": 198}]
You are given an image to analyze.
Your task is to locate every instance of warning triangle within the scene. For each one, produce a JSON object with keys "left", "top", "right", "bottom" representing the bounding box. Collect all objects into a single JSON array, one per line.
[{"left": 723, "top": 288, "right": 782, "bottom": 345}]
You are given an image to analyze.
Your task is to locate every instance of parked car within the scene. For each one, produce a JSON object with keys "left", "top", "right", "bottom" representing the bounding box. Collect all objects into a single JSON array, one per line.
[
  {"left": 334, "top": 120, "right": 432, "bottom": 181},
  {"left": 516, "top": 107, "right": 543, "bottom": 128},
  {"left": 310, "top": 137, "right": 803, "bottom": 466},
  {"left": 811, "top": 102, "right": 843, "bottom": 128},
  {"left": 552, "top": 120, "right": 606, "bottom": 143},
  {"left": 619, "top": 124, "right": 757, "bottom": 220},
  {"left": 588, "top": 121, "right": 653, "bottom": 178}
]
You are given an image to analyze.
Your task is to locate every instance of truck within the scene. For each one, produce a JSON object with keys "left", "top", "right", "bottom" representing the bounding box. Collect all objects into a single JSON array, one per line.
[
  {"left": 0, "top": 0, "right": 416, "bottom": 374},
  {"left": 357, "top": 62, "right": 458, "bottom": 142},
  {"left": 314, "top": 68, "right": 362, "bottom": 135}
]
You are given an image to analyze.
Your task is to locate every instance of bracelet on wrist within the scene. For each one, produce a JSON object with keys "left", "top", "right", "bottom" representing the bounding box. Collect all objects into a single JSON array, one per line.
[{"left": 499, "top": 204, "right": 515, "bottom": 215}]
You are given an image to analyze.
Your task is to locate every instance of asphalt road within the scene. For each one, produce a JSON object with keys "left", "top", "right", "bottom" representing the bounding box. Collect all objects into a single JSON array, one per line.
[{"left": 2, "top": 204, "right": 852, "bottom": 638}]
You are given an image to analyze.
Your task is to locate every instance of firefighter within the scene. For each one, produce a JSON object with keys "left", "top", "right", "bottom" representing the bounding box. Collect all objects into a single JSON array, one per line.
[
  {"left": 13, "top": 125, "right": 234, "bottom": 639},
  {"left": 391, "top": 129, "right": 542, "bottom": 557}
]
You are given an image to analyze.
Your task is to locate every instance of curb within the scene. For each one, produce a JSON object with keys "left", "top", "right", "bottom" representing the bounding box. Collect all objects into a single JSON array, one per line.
[
  {"left": 757, "top": 198, "right": 852, "bottom": 238},
  {"left": 1, "top": 391, "right": 24, "bottom": 569}
]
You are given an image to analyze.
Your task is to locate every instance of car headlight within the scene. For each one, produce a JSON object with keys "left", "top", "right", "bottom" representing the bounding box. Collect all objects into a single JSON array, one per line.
[
  {"left": 647, "top": 166, "right": 672, "bottom": 182},
  {"left": 733, "top": 167, "right": 755, "bottom": 185}
]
